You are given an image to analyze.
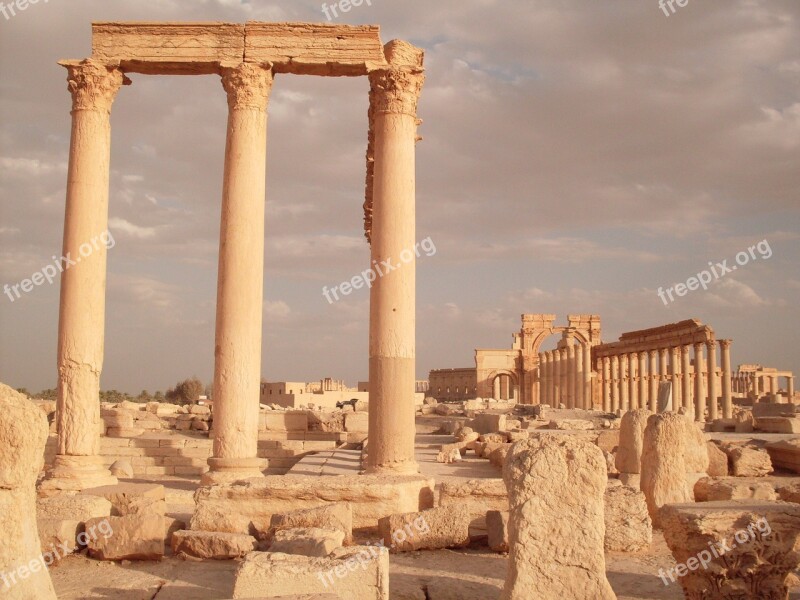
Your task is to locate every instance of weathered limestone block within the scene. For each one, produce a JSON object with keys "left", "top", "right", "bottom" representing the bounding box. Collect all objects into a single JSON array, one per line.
[
  {"left": 434, "top": 403, "right": 459, "bottom": 416},
  {"left": 604, "top": 484, "right": 652, "bottom": 552},
  {"left": 171, "top": 530, "right": 257, "bottom": 559},
  {"left": 755, "top": 416, "right": 800, "bottom": 434},
  {"left": 344, "top": 412, "right": 368, "bottom": 433},
  {"left": 706, "top": 442, "right": 729, "bottom": 477},
  {"left": 488, "top": 444, "right": 512, "bottom": 468},
  {"left": 106, "top": 426, "right": 145, "bottom": 438},
  {"left": 232, "top": 547, "right": 389, "bottom": 599},
  {"left": 728, "top": 446, "right": 773, "bottom": 477},
  {"left": 694, "top": 477, "right": 777, "bottom": 502},
  {"left": 265, "top": 503, "right": 353, "bottom": 546},
  {"left": 615, "top": 409, "right": 653, "bottom": 474},
  {"left": 436, "top": 447, "right": 462, "bottom": 464},
  {"left": 477, "top": 441, "right": 505, "bottom": 458},
  {"left": 109, "top": 459, "right": 134, "bottom": 478},
  {"left": 683, "top": 418, "right": 710, "bottom": 474},
  {"left": 83, "top": 482, "right": 166, "bottom": 516},
  {"left": 641, "top": 413, "right": 693, "bottom": 528},
  {"left": 548, "top": 418, "right": 595, "bottom": 431},
  {"left": 777, "top": 482, "right": 800, "bottom": 504},
  {"left": 469, "top": 413, "right": 507, "bottom": 434},
  {"left": 37, "top": 493, "right": 112, "bottom": 522},
  {"left": 270, "top": 528, "right": 345, "bottom": 557},
  {"left": 766, "top": 439, "right": 800, "bottom": 474},
  {"left": 0, "top": 384, "right": 58, "bottom": 599},
  {"left": 192, "top": 475, "right": 434, "bottom": 533},
  {"left": 596, "top": 429, "right": 620, "bottom": 454},
  {"left": 501, "top": 436, "right": 616, "bottom": 600},
  {"left": 660, "top": 500, "right": 800, "bottom": 599},
  {"left": 455, "top": 426, "right": 479, "bottom": 444},
  {"left": 486, "top": 510, "right": 509, "bottom": 553},
  {"left": 86, "top": 514, "right": 165, "bottom": 561},
  {"left": 438, "top": 479, "right": 508, "bottom": 533},
  {"left": 479, "top": 432, "right": 509, "bottom": 444},
  {"left": 734, "top": 410, "right": 755, "bottom": 433},
  {"left": 378, "top": 505, "right": 469, "bottom": 552}
]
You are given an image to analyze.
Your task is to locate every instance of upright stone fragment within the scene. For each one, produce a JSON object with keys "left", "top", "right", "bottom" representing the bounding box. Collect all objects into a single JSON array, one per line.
[
  {"left": 603, "top": 485, "right": 652, "bottom": 552},
  {"left": 500, "top": 436, "right": 616, "bottom": 600},
  {"left": 640, "top": 412, "right": 693, "bottom": 527},
  {"left": 0, "top": 384, "right": 58, "bottom": 599},
  {"left": 615, "top": 408, "right": 653, "bottom": 474}
]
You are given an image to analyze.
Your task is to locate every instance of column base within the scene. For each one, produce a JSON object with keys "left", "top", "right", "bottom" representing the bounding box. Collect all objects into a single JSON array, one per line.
[
  {"left": 201, "top": 457, "right": 266, "bottom": 486},
  {"left": 38, "top": 455, "right": 117, "bottom": 497},
  {"left": 364, "top": 460, "right": 420, "bottom": 476}
]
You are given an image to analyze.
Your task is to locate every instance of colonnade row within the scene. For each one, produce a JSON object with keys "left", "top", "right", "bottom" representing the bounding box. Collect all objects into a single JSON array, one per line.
[
  {"left": 537, "top": 341, "right": 593, "bottom": 409},
  {"left": 733, "top": 372, "right": 795, "bottom": 399},
  {"left": 43, "top": 44, "right": 425, "bottom": 493},
  {"left": 596, "top": 340, "right": 733, "bottom": 422}
]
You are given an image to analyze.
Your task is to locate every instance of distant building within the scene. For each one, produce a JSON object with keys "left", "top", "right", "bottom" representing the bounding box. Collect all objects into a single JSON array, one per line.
[{"left": 260, "top": 378, "right": 367, "bottom": 409}]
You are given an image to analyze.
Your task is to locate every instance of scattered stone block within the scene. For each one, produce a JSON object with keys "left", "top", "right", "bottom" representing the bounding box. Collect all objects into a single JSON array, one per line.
[
  {"left": 378, "top": 505, "right": 470, "bottom": 552},
  {"left": 265, "top": 503, "right": 353, "bottom": 545},
  {"left": 109, "top": 460, "right": 134, "bottom": 478},
  {"left": 171, "top": 530, "right": 257, "bottom": 559},
  {"left": 270, "top": 528, "right": 345, "bottom": 557},
  {"left": 706, "top": 442, "right": 729, "bottom": 477},
  {"left": 694, "top": 476, "right": 777, "bottom": 502},
  {"left": 37, "top": 493, "right": 112, "bottom": 522},
  {"left": 470, "top": 413, "right": 507, "bottom": 434},
  {"left": 660, "top": 500, "right": 800, "bottom": 599},
  {"left": 83, "top": 483, "right": 166, "bottom": 516},
  {"left": 501, "top": 436, "right": 615, "bottom": 600},
  {"left": 603, "top": 484, "right": 652, "bottom": 552},
  {"left": 486, "top": 510, "right": 509, "bottom": 553},
  {"left": 436, "top": 447, "right": 462, "bottom": 463},
  {"left": 734, "top": 410, "right": 754, "bottom": 433},
  {"left": 488, "top": 444, "right": 512, "bottom": 468},
  {"left": 106, "top": 427, "right": 145, "bottom": 438},
  {"left": 548, "top": 418, "right": 594, "bottom": 430},
  {"left": 37, "top": 518, "right": 81, "bottom": 560},
  {"left": 777, "top": 482, "right": 800, "bottom": 504},
  {"left": 192, "top": 475, "right": 434, "bottom": 533},
  {"left": 595, "top": 429, "right": 620, "bottom": 454},
  {"left": 641, "top": 412, "right": 693, "bottom": 528},
  {"left": 765, "top": 439, "right": 800, "bottom": 474},
  {"left": 682, "top": 418, "right": 710, "bottom": 474},
  {"left": 756, "top": 416, "right": 800, "bottom": 434},
  {"left": 615, "top": 409, "right": 653, "bottom": 474},
  {"left": 85, "top": 514, "right": 165, "bottom": 561},
  {"left": 232, "top": 547, "right": 389, "bottom": 599},
  {"left": 727, "top": 446, "right": 773, "bottom": 477},
  {"left": 438, "top": 478, "right": 508, "bottom": 535},
  {"left": 0, "top": 385, "right": 61, "bottom": 598}
]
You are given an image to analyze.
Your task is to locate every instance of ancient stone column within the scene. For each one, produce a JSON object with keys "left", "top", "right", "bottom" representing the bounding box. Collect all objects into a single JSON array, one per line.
[
  {"left": 42, "top": 59, "right": 129, "bottom": 494},
  {"left": 693, "top": 342, "right": 705, "bottom": 422},
  {"left": 615, "top": 408, "right": 654, "bottom": 486},
  {"left": 560, "top": 348, "right": 568, "bottom": 406},
  {"left": 583, "top": 344, "right": 592, "bottom": 408},
  {"left": 204, "top": 63, "right": 273, "bottom": 485},
  {"left": 501, "top": 437, "right": 616, "bottom": 600},
  {"left": 553, "top": 350, "right": 562, "bottom": 406},
  {"left": 0, "top": 385, "right": 58, "bottom": 599},
  {"left": 789, "top": 376, "right": 795, "bottom": 403},
  {"left": 706, "top": 340, "right": 718, "bottom": 422},
  {"left": 537, "top": 352, "right": 545, "bottom": 406},
  {"left": 367, "top": 42, "right": 425, "bottom": 474},
  {"left": 566, "top": 343, "right": 576, "bottom": 409},
  {"left": 629, "top": 352, "right": 639, "bottom": 410},
  {"left": 638, "top": 352, "right": 648, "bottom": 410},
  {"left": 658, "top": 348, "right": 668, "bottom": 383},
  {"left": 619, "top": 354, "right": 629, "bottom": 411},
  {"left": 670, "top": 346, "right": 681, "bottom": 411},
  {"left": 681, "top": 345, "right": 692, "bottom": 415},
  {"left": 648, "top": 350, "right": 658, "bottom": 412},
  {"left": 575, "top": 343, "right": 585, "bottom": 409},
  {"left": 540, "top": 352, "right": 549, "bottom": 405},
  {"left": 720, "top": 339, "right": 733, "bottom": 419},
  {"left": 602, "top": 356, "right": 611, "bottom": 413},
  {"left": 610, "top": 355, "right": 620, "bottom": 412}
]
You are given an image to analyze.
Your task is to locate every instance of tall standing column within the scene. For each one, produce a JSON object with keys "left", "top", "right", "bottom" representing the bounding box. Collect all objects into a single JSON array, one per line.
[
  {"left": 681, "top": 345, "right": 692, "bottom": 416},
  {"left": 720, "top": 339, "right": 733, "bottom": 419},
  {"left": 619, "top": 354, "right": 629, "bottom": 411},
  {"left": 566, "top": 343, "right": 576, "bottom": 409},
  {"left": 541, "top": 352, "right": 550, "bottom": 405},
  {"left": 706, "top": 340, "right": 718, "bottom": 422},
  {"left": 602, "top": 356, "right": 611, "bottom": 412},
  {"left": 638, "top": 351, "right": 648, "bottom": 410},
  {"left": 610, "top": 355, "right": 620, "bottom": 412},
  {"left": 560, "top": 348, "right": 568, "bottom": 406},
  {"left": 694, "top": 342, "right": 705, "bottom": 423},
  {"left": 628, "top": 352, "right": 639, "bottom": 410},
  {"left": 583, "top": 344, "right": 592, "bottom": 409},
  {"left": 648, "top": 350, "right": 659, "bottom": 411},
  {"left": 553, "top": 350, "right": 561, "bottom": 406},
  {"left": 42, "top": 60, "right": 129, "bottom": 495},
  {"left": 659, "top": 348, "right": 669, "bottom": 383},
  {"left": 670, "top": 346, "right": 681, "bottom": 411},
  {"left": 575, "top": 344, "right": 585, "bottom": 409},
  {"left": 367, "top": 43, "right": 425, "bottom": 474},
  {"left": 536, "top": 352, "right": 545, "bottom": 405},
  {"left": 204, "top": 63, "right": 274, "bottom": 485}
]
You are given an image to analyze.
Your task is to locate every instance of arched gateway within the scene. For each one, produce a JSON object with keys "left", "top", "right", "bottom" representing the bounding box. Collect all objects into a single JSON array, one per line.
[{"left": 41, "top": 22, "right": 425, "bottom": 493}]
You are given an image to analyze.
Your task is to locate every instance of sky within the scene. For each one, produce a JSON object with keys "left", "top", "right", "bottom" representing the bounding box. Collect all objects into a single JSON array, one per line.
[{"left": 0, "top": 0, "right": 798, "bottom": 394}]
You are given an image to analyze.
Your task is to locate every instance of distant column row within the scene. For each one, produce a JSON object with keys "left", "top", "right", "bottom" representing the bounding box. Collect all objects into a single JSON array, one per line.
[{"left": 538, "top": 341, "right": 592, "bottom": 409}]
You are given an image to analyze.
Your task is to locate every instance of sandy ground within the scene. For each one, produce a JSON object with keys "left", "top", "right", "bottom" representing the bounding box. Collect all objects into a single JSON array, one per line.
[{"left": 46, "top": 419, "right": 800, "bottom": 599}]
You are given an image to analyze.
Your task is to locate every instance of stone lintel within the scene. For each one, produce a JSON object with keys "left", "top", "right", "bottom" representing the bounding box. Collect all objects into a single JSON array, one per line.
[{"left": 87, "top": 21, "right": 388, "bottom": 76}]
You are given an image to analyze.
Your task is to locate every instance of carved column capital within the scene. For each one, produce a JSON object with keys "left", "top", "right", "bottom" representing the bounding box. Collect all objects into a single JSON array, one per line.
[
  {"left": 719, "top": 339, "right": 732, "bottom": 349},
  {"left": 62, "top": 59, "right": 130, "bottom": 113},
  {"left": 221, "top": 63, "right": 274, "bottom": 111},
  {"left": 368, "top": 67, "right": 425, "bottom": 116},
  {"left": 707, "top": 339, "right": 718, "bottom": 350}
]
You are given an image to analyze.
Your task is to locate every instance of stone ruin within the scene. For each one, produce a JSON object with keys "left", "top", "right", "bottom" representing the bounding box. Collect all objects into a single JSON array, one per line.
[{"left": 0, "top": 17, "right": 799, "bottom": 600}]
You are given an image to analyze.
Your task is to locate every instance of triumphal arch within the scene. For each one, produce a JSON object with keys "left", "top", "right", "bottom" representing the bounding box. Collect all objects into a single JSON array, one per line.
[{"left": 43, "top": 22, "right": 425, "bottom": 492}]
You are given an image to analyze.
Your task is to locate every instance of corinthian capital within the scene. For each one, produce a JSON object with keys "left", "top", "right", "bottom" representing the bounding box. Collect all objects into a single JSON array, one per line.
[
  {"left": 369, "top": 67, "right": 425, "bottom": 116},
  {"left": 61, "top": 59, "right": 130, "bottom": 113},
  {"left": 221, "top": 63, "right": 273, "bottom": 111}
]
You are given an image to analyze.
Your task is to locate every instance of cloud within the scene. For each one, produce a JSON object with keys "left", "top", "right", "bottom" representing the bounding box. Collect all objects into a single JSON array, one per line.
[{"left": 108, "top": 217, "right": 157, "bottom": 240}]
